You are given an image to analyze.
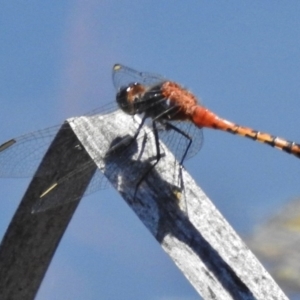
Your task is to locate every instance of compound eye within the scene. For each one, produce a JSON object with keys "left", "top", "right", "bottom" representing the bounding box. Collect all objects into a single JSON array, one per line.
[{"left": 116, "top": 85, "right": 135, "bottom": 114}]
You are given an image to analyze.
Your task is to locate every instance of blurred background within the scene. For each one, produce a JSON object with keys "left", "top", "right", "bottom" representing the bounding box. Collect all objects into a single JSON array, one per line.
[{"left": 1, "top": 1, "right": 300, "bottom": 299}]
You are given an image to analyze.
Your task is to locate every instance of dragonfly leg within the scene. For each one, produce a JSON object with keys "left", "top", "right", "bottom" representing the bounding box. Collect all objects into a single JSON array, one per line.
[
  {"left": 133, "top": 120, "right": 162, "bottom": 199},
  {"left": 163, "top": 122, "right": 193, "bottom": 215},
  {"left": 164, "top": 122, "right": 193, "bottom": 166}
]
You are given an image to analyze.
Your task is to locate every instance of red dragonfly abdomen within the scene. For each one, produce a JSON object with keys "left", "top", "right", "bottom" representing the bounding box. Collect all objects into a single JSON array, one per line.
[{"left": 192, "top": 106, "right": 300, "bottom": 158}]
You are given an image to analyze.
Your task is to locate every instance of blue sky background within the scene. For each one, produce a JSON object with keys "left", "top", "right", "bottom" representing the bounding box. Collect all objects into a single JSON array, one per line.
[{"left": 1, "top": 1, "right": 300, "bottom": 299}]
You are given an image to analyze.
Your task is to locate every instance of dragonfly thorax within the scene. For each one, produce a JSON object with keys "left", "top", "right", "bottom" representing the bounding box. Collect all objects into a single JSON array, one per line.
[{"left": 116, "top": 81, "right": 181, "bottom": 122}]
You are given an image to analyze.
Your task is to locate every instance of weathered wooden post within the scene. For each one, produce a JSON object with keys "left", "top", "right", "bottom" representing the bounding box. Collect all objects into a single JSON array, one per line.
[{"left": 0, "top": 111, "right": 288, "bottom": 299}]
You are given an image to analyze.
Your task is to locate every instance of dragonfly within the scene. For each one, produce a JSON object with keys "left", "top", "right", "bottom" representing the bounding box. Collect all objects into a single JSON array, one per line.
[
  {"left": 0, "top": 64, "right": 300, "bottom": 212},
  {"left": 114, "top": 64, "right": 300, "bottom": 159}
]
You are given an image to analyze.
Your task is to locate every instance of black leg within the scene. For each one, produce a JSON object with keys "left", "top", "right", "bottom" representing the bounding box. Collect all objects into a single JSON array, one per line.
[
  {"left": 163, "top": 122, "right": 193, "bottom": 215},
  {"left": 132, "top": 114, "right": 148, "bottom": 140},
  {"left": 164, "top": 122, "right": 192, "bottom": 165},
  {"left": 133, "top": 120, "right": 162, "bottom": 199}
]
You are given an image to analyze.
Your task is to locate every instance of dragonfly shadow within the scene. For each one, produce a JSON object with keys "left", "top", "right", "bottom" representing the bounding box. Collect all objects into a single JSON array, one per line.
[{"left": 102, "top": 130, "right": 171, "bottom": 202}]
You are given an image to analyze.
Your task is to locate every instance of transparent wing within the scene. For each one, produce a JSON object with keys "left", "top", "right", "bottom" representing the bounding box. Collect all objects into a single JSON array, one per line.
[
  {"left": 0, "top": 125, "right": 62, "bottom": 177},
  {"left": 33, "top": 167, "right": 108, "bottom": 212},
  {"left": 0, "top": 101, "right": 121, "bottom": 178},
  {"left": 112, "top": 64, "right": 166, "bottom": 91},
  {"left": 73, "top": 120, "right": 203, "bottom": 203},
  {"left": 156, "top": 120, "right": 203, "bottom": 162},
  {"left": 0, "top": 112, "right": 202, "bottom": 212},
  {"left": 34, "top": 123, "right": 159, "bottom": 212}
]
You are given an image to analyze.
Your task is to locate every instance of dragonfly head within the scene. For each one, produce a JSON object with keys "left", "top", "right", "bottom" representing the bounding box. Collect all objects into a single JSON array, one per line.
[{"left": 116, "top": 83, "right": 146, "bottom": 115}]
